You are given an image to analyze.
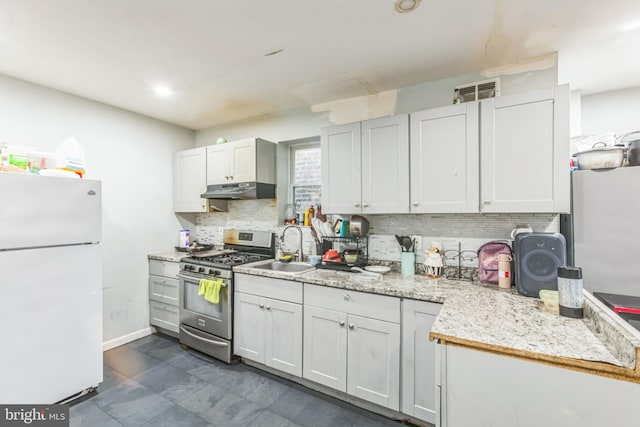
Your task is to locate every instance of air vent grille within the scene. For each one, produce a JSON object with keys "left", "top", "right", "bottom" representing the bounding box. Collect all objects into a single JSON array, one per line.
[{"left": 454, "top": 78, "right": 500, "bottom": 103}]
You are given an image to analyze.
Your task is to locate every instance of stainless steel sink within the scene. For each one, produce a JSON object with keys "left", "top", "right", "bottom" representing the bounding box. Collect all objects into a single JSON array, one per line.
[{"left": 250, "top": 261, "right": 316, "bottom": 274}]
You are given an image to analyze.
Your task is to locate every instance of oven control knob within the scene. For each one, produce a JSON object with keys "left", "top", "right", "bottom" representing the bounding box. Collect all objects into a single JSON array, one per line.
[
  {"left": 198, "top": 267, "right": 205, "bottom": 273},
  {"left": 213, "top": 270, "right": 221, "bottom": 276}
]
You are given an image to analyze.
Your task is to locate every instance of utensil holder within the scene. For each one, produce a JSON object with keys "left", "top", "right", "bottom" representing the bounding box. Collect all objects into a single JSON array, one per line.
[{"left": 401, "top": 252, "right": 415, "bottom": 276}]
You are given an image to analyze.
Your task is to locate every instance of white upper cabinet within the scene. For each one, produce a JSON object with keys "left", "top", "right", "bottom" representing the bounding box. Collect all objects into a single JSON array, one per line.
[
  {"left": 480, "top": 86, "right": 570, "bottom": 213},
  {"left": 321, "top": 122, "right": 362, "bottom": 214},
  {"left": 206, "top": 138, "right": 276, "bottom": 185},
  {"left": 174, "top": 147, "right": 208, "bottom": 212},
  {"left": 362, "top": 115, "right": 410, "bottom": 214},
  {"left": 408, "top": 85, "right": 569, "bottom": 214},
  {"left": 410, "top": 103, "right": 479, "bottom": 213},
  {"left": 321, "top": 115, "right": 409, "bottom": 214}
]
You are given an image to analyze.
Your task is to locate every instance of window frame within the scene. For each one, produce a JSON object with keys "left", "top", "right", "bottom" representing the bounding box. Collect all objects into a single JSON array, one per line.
[{"left": 288, "top": 140, "right": 321, "bottom": 206}]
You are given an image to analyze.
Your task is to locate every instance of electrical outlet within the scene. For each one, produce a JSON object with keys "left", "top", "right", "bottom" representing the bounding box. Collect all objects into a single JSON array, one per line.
[
  {"left": 411, "top": 235, "right": 422, "bottom": 251},
  {"left": 218, "top": 226, "right": 224, "bottom": 236}
]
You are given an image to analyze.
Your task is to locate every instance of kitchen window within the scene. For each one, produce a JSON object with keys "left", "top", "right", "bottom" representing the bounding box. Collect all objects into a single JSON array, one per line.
[{"left": 290, "top": 141, "right": 321, "bottom": 214}]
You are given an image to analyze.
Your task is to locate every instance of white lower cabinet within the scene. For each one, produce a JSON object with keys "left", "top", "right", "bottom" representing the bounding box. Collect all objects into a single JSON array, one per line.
[
  {"left": 401, "top": 299, "right": 442, "bottom": 424},
  {"left": 303, "top": 284, "right": 401, "bottom": 411},
  {"left": 437, "top": 344, "right": 640, "bottom": 427},
  {"left": 234, "top": 274, "right": 303, "bottom": 376},
  {"left": 148, "top": 259, "right": 180, "bottom": 334}
]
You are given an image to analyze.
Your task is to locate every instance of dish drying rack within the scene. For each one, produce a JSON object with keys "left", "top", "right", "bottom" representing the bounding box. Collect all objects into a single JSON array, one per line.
[
  {"left": 442, "top": 242, "right": 478, "bottom": 281},
  {"left": 318, "top": 236, "right": 369, "bottom": 271}
]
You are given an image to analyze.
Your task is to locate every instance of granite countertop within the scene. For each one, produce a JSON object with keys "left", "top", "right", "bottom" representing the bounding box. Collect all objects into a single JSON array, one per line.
[
  {"left": 234, "top": 260, "right": 640, "bottom": 382},
  {"left": 148, "top": 251, "right": 190, "bottom": 262}
]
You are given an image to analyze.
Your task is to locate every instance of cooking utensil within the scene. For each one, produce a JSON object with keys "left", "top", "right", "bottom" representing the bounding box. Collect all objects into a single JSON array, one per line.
[
  {"left": 402, "top": 236, "right": 413, "bottom": 252},
  {"left": 350, "top": 215, "right": 369, "bottom": 236},
  {"left": 395, "top": 235, "right": 404, "bottom": 249},
  {"left": 572, "top": 146, "right": 624, "bottom": 170}
]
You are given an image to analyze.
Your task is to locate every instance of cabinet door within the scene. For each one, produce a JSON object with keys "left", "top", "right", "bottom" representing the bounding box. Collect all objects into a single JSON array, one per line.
[
  {"left": 150, "top": 300, "right": 179, "bottom": 333},
  {"left": 347, "top": 314, "right": 400, "bottom": 410},
  {"left": 303, "top": 306, "right": 348, "bottom": 391},
  {"left": 233, "top": 292, "right": 266, "bottom": 364},
  {"left": 362, "top": 115, "right": 410, "bottom": 213},
  {"left": 265, "top": 298, "right": 302, "bottom": 376},
  {"left": 321, "top": 122, "right": 362, "bottom": 214},
  {"left": 174, "top": 147, "right": 208, "bottom": 212},
  {"left": 229, "top": 138, "right": 256, "bottom": 182},
  {"left": 480, "top": 85, "right": 569, "bottom": 213},
  {"left": 410, "top": 103, "right": 479, "bottom": 213},
  {"left": 149, "top": 274, "right": 179, "bottom": 306},
  {"left": 206, "top": 144, "right": 230, "bottom": 185},
  {"left": 401, "top": 300, "right": 442, "bottom": 423}
]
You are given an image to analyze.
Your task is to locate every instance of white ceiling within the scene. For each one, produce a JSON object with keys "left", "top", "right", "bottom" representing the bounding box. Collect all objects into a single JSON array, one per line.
[{"left": 1, "top": 0, "right": 639, "bottom": 130}]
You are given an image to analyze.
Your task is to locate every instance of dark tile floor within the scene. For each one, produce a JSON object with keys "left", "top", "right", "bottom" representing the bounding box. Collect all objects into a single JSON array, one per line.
[{"left": 70, "top": 333, "right": 404, "bottom": 427}]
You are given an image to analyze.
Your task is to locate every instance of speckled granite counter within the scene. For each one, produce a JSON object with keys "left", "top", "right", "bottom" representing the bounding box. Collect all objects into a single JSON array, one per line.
[
  {"left": 234, "top": 260, "right": 640, "bottom": 383},
  {"left": 148, "top": 251, "right": 189, "bottom": 262}
]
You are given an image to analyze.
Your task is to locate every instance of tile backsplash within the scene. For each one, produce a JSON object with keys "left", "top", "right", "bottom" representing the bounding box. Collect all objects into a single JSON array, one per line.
[{"left": 193, "top": 201, "right": 559, "bottom": 269}]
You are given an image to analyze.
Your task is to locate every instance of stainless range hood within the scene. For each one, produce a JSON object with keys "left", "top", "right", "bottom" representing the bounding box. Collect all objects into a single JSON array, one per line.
[{"left": 200, "top": 182, "right": 276, "bottom": 200}]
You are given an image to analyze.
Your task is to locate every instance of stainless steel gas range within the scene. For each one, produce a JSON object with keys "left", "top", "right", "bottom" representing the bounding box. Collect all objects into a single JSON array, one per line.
[{"left": 177, "top": 229, "right": 274, "bottom": 363}]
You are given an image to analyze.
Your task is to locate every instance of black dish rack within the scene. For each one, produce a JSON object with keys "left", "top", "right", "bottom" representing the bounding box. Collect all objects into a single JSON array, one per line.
[{"left": 317, "top": 236, "right": 369, "bottom": 271}]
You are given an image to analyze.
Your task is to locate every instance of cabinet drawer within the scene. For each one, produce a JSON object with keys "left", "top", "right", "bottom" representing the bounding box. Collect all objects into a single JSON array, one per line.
[
  {"left": 235, "top": 273, "right": 303, "bottom": 304},
  {"left": 149, "top": 259, "right": 180, "bottom": 278},
  {"left": 149, "top": 274, "right": 179, "bottom": 306},
  {"left": 150, "top": 300, "right": 179, "bottom": 333},
  {"left": 304, "top": 284, "right": 400, "bottom": 323}
]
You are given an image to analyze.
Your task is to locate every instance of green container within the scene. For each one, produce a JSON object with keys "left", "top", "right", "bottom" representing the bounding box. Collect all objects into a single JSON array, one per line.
[{"left": 9, "top": 153, "right": 28, "bottom": 169}]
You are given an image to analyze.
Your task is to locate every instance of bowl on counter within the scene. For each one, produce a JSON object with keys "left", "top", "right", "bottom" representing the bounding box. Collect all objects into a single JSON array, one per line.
[{"left": 573, "top": 146, "right": 625, "bottom": 170}]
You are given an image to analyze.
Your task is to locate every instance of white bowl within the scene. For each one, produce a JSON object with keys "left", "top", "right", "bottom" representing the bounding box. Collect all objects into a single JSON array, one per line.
[{"left": 364, "top": 266, "right": 390, "bottom": 274}]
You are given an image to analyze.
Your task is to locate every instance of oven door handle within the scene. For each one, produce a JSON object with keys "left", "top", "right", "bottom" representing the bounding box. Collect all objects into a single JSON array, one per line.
[
  {"left": 179, "top": 326, "right": 229, "bottom": 347},
  {"left": 177, "top": 273, "right": 228, "bottom": 287}
]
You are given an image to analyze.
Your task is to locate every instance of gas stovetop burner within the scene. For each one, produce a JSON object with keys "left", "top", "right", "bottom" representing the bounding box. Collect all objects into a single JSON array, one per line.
[{"left": 184, "top": 252, "right": 270, "bottom": 269}]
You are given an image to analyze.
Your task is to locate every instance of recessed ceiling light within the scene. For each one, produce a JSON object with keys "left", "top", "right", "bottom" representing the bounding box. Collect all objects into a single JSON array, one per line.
[
  {"left": 153, "top": 84, "right": 173, "bottom": 97},
  {"left": 394, "top": 0, "right": 421, "bottom": 13}
]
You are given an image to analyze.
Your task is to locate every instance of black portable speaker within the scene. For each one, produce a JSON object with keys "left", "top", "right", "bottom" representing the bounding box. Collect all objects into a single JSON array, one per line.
[{"left": 514, "top": 232, "right": 567, "bottom": 297}]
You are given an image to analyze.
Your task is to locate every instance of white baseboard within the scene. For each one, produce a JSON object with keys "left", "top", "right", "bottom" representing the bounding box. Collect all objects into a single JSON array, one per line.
[{"left": 102, "top": 327, "right": 153, "bottom": 351}]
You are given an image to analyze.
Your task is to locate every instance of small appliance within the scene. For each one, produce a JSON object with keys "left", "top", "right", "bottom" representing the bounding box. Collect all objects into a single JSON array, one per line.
[{"left": 514, "top": 232, "right": 567, "bottom": 297}]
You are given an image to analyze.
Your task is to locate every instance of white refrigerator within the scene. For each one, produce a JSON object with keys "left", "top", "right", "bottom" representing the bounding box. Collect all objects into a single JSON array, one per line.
[
  {"left": 0, "top": 173, "right": 103, "bottom": 403},
  {"left": 567, "top": 167, "right": 640, "bottom": 297}
]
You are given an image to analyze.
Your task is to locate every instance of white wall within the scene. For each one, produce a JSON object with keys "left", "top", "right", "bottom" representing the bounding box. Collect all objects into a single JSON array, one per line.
[
  {"left": 196, "top": 67, "right": 558, "bottom": 146},
  {"left": 193, "top": 68, "right": 560, "bottom": 260},
  {"left": 0, "top": 74, "right": 195, "bottom": 346},
  {"left": 581, "top": 86, "right": 640, "bottom": 135}
]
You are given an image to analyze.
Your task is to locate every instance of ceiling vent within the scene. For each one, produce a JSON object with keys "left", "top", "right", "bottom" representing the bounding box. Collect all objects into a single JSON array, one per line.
[{"left": 454, "top": 78, "right": 500, "bottom": 103}]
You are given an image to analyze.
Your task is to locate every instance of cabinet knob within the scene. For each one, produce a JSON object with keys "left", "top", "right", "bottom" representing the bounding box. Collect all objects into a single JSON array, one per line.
[
  {"left": 339, "top": 320, "right": 345, "bottom": 327},
  {"left": 413, "top": 201, "right": 418, "bottom": 206},
  {"left": 259, "top": 304, "right": 265, "bottom": 309},
  {"left": 354, "top": 202, "right": 360, "bottom": 207},
  {"left": 363, "top": 202, "right": 369, "bottom": 208},
  {"left": 483, "top": 199, "right": 491, "bottom": 205},
  {"left": 343, "top": 294, "right": 350, "bottom": 301},
  {"left": 348, "top": 323, "right": 355, "bottom": 330},
  {"left": 266, "top": 306, "right": 271, "bottom": 310},
  {"left": 229, "top": 175, "right": 233, "bottom": 180}
]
